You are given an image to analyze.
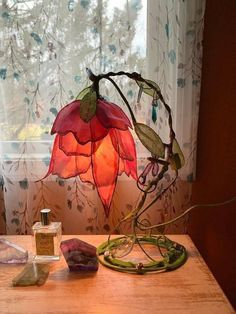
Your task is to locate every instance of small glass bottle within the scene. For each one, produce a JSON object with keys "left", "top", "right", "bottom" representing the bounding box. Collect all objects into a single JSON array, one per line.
[{"left": 32, "top": 209, "right": 62, "bottom": 261}]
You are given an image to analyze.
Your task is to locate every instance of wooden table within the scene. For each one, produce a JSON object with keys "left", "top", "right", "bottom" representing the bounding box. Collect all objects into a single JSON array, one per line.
[{"left": 0, "top": 235, "right": 233, "bottom": 314}]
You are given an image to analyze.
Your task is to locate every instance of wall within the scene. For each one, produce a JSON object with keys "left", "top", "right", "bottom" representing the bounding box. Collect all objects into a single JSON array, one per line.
[{"left": 189, "top": 0, "right": 236, "bottom": 308}]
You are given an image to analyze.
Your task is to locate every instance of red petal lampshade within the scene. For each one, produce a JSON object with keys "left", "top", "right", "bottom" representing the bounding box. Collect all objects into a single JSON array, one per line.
[{"left": 44, "top": 99, "right": 137, "bottom": 217}]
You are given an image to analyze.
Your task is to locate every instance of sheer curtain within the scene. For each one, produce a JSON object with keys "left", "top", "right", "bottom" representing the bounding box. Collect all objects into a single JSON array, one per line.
[
  {"left": 147, "top": 0, "right": 205, "bottom": 181},
  {"left": 0, "top": 0, "right": 205, "bottom": 235}
]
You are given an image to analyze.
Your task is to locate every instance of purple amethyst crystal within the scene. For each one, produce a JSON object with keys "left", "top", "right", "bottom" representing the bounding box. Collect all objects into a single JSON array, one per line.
[{"left": 60, "top": 238, "right": 98, "bottom": 271}]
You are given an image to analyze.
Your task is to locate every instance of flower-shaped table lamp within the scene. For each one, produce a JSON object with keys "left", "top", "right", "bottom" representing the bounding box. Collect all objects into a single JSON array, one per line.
[{"left": 43, "top": 69, "right": 187, "bottom": 273}]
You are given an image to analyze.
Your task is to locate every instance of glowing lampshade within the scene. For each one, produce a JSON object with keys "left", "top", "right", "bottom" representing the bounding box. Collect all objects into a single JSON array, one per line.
[{"left": 44, "top": 98, "right": 137, "bottom": 217}]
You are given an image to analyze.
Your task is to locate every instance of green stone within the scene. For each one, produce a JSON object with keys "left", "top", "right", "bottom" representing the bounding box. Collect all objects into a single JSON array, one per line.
[{"left": 12, "top": 262, "right": 50, "bottom": 286}]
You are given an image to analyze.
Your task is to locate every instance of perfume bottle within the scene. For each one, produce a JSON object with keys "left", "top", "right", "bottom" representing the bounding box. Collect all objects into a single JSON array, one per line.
[{"left": 32, "top": 209, "right": 62, "bottom": 261}]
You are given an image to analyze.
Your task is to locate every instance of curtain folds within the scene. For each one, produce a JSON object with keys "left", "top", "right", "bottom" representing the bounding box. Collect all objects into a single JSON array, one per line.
[
  {"left": 147, "top": 0, "right": 205, "bottom": 180},
  {"left": 0, "top": 0, "right": 205, "bottom": 235}
]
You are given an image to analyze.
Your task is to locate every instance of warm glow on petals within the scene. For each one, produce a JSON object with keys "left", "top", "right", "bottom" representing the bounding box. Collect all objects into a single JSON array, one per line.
[
  {"left": 92, "top": 134, "right": 119, "bottom": 215},
  {"left": 110, "top": 129, "right": 136, "bottom": 161},
  {"left": 79, "top": 165, "right": 94, "bottom": 185},
  {"left": 46, "top": 135, "right": 91, "bottom": 178},
  {"left": 96, "top": 184, "right": 116, "bottom": 217},
  {"left": 59, "top": 132, "right": 92, "bottom": 156},
  {"left": 118, "top": 152, "right": 138, "bottom": 181},
  {"left": 124, "top": 159, "right": 138, "bottom": 181},
  {"left": 118, "top": 158, "right": 125, "bottom": 176},
  {"left": 45, "top": 97, "right": 138, "bottom": 217}
]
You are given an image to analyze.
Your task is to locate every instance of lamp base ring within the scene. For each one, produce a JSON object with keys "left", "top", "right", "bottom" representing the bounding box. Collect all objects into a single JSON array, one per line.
[{"left": 97, "top": 235, "right": 187, "bottom": 274}]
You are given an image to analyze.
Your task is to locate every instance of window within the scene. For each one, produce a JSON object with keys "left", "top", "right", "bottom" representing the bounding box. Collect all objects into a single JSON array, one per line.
[
  {"left": 0, "top": 0, "right": 205, "bottom": 235},
  {"left": 0, "top": 0, "right": 147, "bottom": 162}
]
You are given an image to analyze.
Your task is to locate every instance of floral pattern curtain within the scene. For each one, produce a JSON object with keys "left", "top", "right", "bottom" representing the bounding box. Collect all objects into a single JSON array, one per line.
[
  {"left": 0, "top": 0, "right": 205, "bottom": 235},
  {"left": 147, "top": 0, "right": 205, "bottom": 181}
]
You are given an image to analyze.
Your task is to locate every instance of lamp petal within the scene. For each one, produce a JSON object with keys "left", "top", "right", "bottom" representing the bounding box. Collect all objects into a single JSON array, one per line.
[
  {"left": 110, "top": 128, "right": 136, "bottom": 161},
  {"left": 118, "top": 158, "right": 125, "bottom": 176},
  {"left": 79, "top": 165, "right": 95, "bottom": 185},
  {"left": 118, "top": 156, "right": 138, "bottom": 181},
  {"left": 96, "top": 185, "right": 116, "bottom": 218},
  {"left": 59, "top": 132, "right": 92, "bottom": 156},
  {"left": 96, "top": 99, "right": 132, "bottom": 130},
  {"left": 124, "top": 159, "right": 138, "bottom": 181},
  {"left": 110, "top": 128, "right": 138, "bottom": 181},
  {"left": 51, "top": 100, "right": 108, "bottom": 144},
  {"left": 92, "top": 134, "right": 119, "bottom": 216},
  {"left": 46, "top": 135, "right": 91, "bottom": 179}
]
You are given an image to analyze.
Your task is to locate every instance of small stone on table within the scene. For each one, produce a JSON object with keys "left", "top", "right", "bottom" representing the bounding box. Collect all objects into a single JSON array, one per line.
[
  {"left": 12, "top": 262, "right": 50, "bottom": 286},
  {"left": 60, "top": 238, "right": 98, "bottom": 271}
]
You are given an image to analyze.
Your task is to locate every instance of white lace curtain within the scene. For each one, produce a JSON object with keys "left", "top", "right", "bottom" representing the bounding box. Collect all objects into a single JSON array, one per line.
[{"left": 0, "top": 0, "right": 205, "bottom": 235}]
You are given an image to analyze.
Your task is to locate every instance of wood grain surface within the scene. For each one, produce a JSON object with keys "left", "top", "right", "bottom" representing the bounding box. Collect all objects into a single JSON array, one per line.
[{"left": 0, "top": 235, "right": 233, "bottom": 314}]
